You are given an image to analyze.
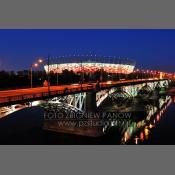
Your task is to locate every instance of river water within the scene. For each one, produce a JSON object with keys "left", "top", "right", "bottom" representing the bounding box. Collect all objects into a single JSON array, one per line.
[{"left": 0, "top": 95, "right": 175, "bottom": 145}]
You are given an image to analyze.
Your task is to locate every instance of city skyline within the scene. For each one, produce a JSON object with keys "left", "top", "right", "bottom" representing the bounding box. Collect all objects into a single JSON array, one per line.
[{"left": 0, "top": 29, "right": 175, "bottom": 72}]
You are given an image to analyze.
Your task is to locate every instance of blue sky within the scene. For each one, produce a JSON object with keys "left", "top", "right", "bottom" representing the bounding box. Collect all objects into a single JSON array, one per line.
[{"left": 0, "top": 29, "right": 175, "bottom": 72}]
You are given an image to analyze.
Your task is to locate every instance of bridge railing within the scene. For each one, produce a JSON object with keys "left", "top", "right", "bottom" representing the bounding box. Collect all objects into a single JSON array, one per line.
[{"left": 0, "top": 85, "right": 94, "bottom": 105}]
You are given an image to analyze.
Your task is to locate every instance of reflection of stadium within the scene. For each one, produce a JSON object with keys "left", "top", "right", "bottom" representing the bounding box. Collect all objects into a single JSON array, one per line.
[{"left": 44, "top": 56, "right": 135, "bottom": 74}]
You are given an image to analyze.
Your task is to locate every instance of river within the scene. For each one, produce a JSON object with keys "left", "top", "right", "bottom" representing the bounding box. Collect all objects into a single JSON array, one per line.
[{"left": 0, "top": 95, "right": 174, "bottom": 145}]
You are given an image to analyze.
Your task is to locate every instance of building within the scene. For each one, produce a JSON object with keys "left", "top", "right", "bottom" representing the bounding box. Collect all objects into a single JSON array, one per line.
[{"left": 44, "top": 56, "right": 135, "bottom": 74}]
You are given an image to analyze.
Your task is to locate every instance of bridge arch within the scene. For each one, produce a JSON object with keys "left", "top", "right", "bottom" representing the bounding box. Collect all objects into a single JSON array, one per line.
[{"left": 47, "top": 93, "right": 86, "bottom": 112}]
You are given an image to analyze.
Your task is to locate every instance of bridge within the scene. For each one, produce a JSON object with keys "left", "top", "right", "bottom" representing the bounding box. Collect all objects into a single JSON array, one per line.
[
  {"left": 0, "top": 77, "right": 171, "bottom": 136},
  {"left": 0, "top": 78, "right": 170, "bottom": 109},
  {"left": 0, "top": 78, "right": 169, "bottom": 106}
]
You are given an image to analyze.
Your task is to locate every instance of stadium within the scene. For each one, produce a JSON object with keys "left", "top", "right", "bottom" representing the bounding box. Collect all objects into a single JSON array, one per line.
[{"left": 44, "top": 56, "right": 136, "bottom": 74}]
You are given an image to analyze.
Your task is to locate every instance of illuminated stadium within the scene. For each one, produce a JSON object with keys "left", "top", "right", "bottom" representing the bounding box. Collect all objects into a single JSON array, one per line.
[{"left": 44, "top": 56, "right": 136, "bottom": 74}]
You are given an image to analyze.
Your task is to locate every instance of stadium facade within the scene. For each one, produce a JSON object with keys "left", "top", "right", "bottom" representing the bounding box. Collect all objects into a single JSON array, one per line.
[{"left": 44, "top": 56, "right": 136, "bottom": 74}]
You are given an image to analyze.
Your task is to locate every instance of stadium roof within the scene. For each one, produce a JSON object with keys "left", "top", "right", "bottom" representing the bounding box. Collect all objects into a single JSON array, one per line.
[{"left": 46, "top": 55, "right": 136, "bottom": 66}]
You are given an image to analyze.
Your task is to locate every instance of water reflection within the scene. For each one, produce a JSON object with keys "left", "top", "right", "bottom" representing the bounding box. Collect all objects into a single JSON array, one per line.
[
  {"left": 43, "top": 91, "right": 174, "bottom": 144},
  {"left": 103, "top": 95, "right": 173, "bottom": 144},
  {"left": 126, "top": 96, "right": 172, "bottom": 144}
]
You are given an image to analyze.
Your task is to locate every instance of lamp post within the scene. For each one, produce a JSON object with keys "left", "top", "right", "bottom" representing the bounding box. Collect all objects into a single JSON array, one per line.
[
  {"left": 30, "top": 57, "right": 44, "bottom": 88},
  {"left": 80, "top": 60, "right": 83, "bottom": 90},
  {"left": 47, "top": 55, "right": 51, "bottom": 96},
  {"left": 30, "top": 63, "right": 38, "bottom": 88},
  {"left": 35, "top": 56, "right": 50, "bottom": 95},
  {"left": 57, "top": 63, "right": 59, "bottom": 86},
  {"left": 30, "top": 66, "right": 33, "bottom": 88},
  {"left": 32, "top": 56, "right": 51, "bottom": 95},
  {"left": 100, "top": 65, "right": 103, "bottom": 82}
]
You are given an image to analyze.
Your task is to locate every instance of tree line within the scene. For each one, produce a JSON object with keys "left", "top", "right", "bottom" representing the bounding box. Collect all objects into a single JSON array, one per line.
[{"left": 0, "top": 69, "right": 155, "bottom": 90}]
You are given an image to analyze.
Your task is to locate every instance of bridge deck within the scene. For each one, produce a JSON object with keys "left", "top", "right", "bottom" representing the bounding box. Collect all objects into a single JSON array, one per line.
[{"left": 0, "top": 78, "right": 166, "bottom": 107}]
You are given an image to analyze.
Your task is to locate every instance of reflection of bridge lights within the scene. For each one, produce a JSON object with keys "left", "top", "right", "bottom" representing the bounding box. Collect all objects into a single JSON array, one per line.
[
  {"left": 144, "top": 127, "right": 149, "bottom": 139},
  {"left": 156, "top": 115, "right": 160, "bottom": 122},
  {"left": 129, "top": 126, "right": 134, "bottom": 134},
  {"left": 124, "top": 132, "right": 129, "bottom": 142},
  {"left": 135, "top": 136, "right": 139, "bottom": 145},
  {"left": 136, "top": 121, "right": 145, "bottom": 129},
  {"left": 140, "top": 132, "right": 144, "bottom": 141},
  {"left": 129, "top": 97, "right": 172, "bottom": 144},
  {"left": 153, "top": 119, "right": 156, "bottom": 124},
  {"left": 149, "top": 124, "right": 154, "bottom": 129},
  {"left": 159, "top": 111, "right": 162, "bottom": 116},
  {"left": 136, "top": 121, "right": 141, "bottom": 128},
  {"left": 31, "top": 101, "right": 41, "bottom": 106}
]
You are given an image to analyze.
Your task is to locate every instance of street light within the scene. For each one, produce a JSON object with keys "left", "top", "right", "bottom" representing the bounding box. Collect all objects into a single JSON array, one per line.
[
  {"left": 30, "top": 58, "right": 44, "bottom": 88},
  {"left": 56, "top": 63, "right": 59, "bottom": 86},
  {"left": 38, "top": 59, "right": 43, "bottom": 63},
  {"left": 30, "top": 63, "right": 38, "bottom": 88},
  {"left": 33, "top": 56, "right": 50, "bottom": 96},
  {"left": 34, "top": 63, "right": 38, "bottom": 67},
  {"left": 47, "top": 55, "right": 51, "bottom": 96},
  {"left": 100, "top": 64, "right": 103, "bottom": 82},
  {"left": 80, "top": 60, "right": 84, "bottom": 90}
]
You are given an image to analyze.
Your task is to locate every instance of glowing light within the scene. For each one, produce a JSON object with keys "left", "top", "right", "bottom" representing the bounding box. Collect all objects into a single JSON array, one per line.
[
  {"left": 31, "top": 101, "right": 41, "bottom": 106},
  {"left": 149, "top": 124, "right": 154, "bottom": 129},
  {"left": 106, "top": 81, "right": 112, "bottom": 84},
  {"left": 71, "top": 83, "right": 79, "bottom": 86},
  {"left": 144, "top": 127, "right": 149, "bottom": 139},
  {"left": 124, "top": 132, "right": 129, "bottom": 142},
  {"left": 157, "top": 114, "right": 160, "bottom": 122},
  {"left": 135, "top": 136, "right": 139, "bottom": 145},
  {"left": 34, "top": 63, "right": 38, "bottom": 67},
  {"left": 38, "top": 59, "right": 43, "bottom": 63},
  {"left": 140, "top": 132, "right": 144, "bottom": 141},
  {"left": 44, "top": 62, "right": 135, "bottom": 74}
]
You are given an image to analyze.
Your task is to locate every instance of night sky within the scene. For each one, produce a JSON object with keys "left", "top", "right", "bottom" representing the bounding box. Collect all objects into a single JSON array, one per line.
[{"left": 0, "top": 29, "right": 175, "bottom": 72}]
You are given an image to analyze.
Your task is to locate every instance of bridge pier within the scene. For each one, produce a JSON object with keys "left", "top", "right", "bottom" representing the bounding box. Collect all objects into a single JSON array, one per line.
[{"left": 85, "top": 91, "right": 97, "bottom": 112}]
